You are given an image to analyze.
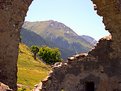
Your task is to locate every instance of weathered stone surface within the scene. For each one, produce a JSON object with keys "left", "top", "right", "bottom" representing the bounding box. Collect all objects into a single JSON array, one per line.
[
  {"left": 0, "top": 0, "right": 121, "bottom": 91},
  {"left": 0, "top": 0, "right": 33, "bottom": 90},
  {"left": 40, "top": 38, "right": 121, "bottom": 91},
  {"left": 92, "top": 0, "right": 121, "bottom": 59}
]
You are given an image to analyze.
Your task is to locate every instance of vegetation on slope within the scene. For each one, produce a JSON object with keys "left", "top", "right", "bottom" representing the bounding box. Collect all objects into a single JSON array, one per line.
[
  {"left": 38, "top": 46, "right": 62, "bottom": 64},
  {"left": 17, "top": 43, "right": 51, "bottom": 91}
]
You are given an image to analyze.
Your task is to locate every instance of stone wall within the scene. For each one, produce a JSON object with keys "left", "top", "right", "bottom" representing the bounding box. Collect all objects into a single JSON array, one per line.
[
  {"left": 0, "top": 0, "right": 121, "bottom": 91},
  {"left": 0, "top": 0, "right": 32, "bottom": 90},
  {"left": 40, "top": 39, "right": 121, "bottom": 91},
  {"left": 92, "top": 0, "right": 121, "bottom": 59}
]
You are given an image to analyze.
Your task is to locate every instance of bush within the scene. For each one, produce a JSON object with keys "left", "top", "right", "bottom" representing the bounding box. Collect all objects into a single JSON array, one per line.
[{"left": 38, "top": 46, "right": 62, "bottom": 64}]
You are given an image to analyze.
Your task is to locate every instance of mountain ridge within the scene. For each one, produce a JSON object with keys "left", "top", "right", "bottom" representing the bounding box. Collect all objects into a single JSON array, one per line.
[{"left": 21, "top": 20, "right": 97, "bottom": 59}]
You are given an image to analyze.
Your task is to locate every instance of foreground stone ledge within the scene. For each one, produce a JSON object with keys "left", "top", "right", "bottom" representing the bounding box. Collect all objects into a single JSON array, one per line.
[{"left": 0, "top": 82, "right": 12, "bottom": 91}]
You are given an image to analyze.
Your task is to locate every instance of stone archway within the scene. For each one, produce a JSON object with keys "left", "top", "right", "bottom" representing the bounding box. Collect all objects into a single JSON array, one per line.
[{"left": 0, "top": 0, "right": 121, "bottom": 91}]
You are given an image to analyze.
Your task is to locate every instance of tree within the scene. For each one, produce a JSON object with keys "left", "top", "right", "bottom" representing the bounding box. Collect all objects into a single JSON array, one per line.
[
  {"left": 31, "top": 45, "right": 39, "bottom": 60},
  {"left": 38, "top": 46, "right": 62, "bottom": 64},
  {"left": 19, "top": 36, "right": 22, "bottom": 43}
]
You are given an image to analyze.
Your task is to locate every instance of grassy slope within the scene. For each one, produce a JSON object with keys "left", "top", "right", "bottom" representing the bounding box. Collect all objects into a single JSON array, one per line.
[{"left": 17, "top": 43, "right": 51, "bottom": 90}]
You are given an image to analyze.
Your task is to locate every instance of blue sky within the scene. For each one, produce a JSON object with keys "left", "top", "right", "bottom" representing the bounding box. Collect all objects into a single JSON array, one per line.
[{"left": 25, "top": 0, "right": 110, "bottom": 41}]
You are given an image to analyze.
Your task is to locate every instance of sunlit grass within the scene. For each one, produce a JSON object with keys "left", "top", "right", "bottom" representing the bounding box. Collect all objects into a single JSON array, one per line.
[{"left": 17, "top": 43, "right": 51, "bottom": 90}]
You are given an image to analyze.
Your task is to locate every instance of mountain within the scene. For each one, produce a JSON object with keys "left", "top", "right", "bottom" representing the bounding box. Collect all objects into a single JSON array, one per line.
[
  {"left": 18, "top": 43, "right": 50, "bottom": 90},
  {"left": 81, "top": 35, "right": 97, "bottom": 46},
  {"left": 21, "top": 20, "right": 96, "bottom": 59},
  {"left": 21, "top": 28, "right": 74, "bottom": 59}
]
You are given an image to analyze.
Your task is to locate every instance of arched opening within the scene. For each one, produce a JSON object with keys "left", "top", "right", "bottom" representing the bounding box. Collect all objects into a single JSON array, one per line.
[{"left": 18, "top": 0, "right": 111, "bottom": 90}]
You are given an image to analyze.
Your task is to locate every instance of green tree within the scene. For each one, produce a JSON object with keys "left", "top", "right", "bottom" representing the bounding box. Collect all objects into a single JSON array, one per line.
[
  {"left": 31, "top": 45, "right": 39, "bottom": 60},
  {"left": 38, "top": 46, "right": 61, "bottom": 64}
]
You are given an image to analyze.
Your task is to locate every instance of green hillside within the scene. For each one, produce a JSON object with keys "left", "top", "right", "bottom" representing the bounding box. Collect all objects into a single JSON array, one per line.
[{"left": 17, "top": 43, "right": 51, "bottom": 91}]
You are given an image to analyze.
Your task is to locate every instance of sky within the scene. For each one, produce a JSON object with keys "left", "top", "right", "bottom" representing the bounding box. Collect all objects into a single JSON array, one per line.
[{"left": 25, "top": 0, "right": 110, "bottom": 41}]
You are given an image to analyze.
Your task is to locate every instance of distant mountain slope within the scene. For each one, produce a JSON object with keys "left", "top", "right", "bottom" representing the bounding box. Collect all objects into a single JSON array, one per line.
[
  {"left": 21, "top": 28, "right": 47, "bottom": 46},
  {"left": 21, "top": 28, "right": 74, "bottom": 59},
  {"left": 21, "top": 20, "right": 96, "bottom": 59},
  {"left": 81, "top": 35, "right": 97, "bottom": 46}
]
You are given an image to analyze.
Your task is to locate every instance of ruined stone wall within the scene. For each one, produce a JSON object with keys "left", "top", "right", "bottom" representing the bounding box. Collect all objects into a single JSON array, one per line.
[
  {"left": 92, "top": 0, "right": 121, "bottom": 59},
  {"left": 41, "top": 57, "right": 100, "bottom": 91},
  {"left": 0, "top": 0, "right": 32, "bottom": 90},
  {"left": 41, "top": 57, "right": 121, "bottom": 91},
  {"left": 40, "top": 39, "right": 121, "bottom": 91},
  {"left": 0, "top": 0, "right": 121, "bottom": 91}
]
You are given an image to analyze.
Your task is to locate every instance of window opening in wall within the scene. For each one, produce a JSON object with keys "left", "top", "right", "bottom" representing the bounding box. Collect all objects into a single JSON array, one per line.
[{"left": 85, "top": 82, "right": 95, "bottom": 91}]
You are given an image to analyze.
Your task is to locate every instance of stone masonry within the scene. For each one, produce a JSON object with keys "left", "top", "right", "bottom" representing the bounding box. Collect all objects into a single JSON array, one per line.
[
  {"left": 0, "top": 0, "right": 121, "bottom": 91},
  {"left": 0, "top": 0, "right": 33, "bottom": 90}
]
